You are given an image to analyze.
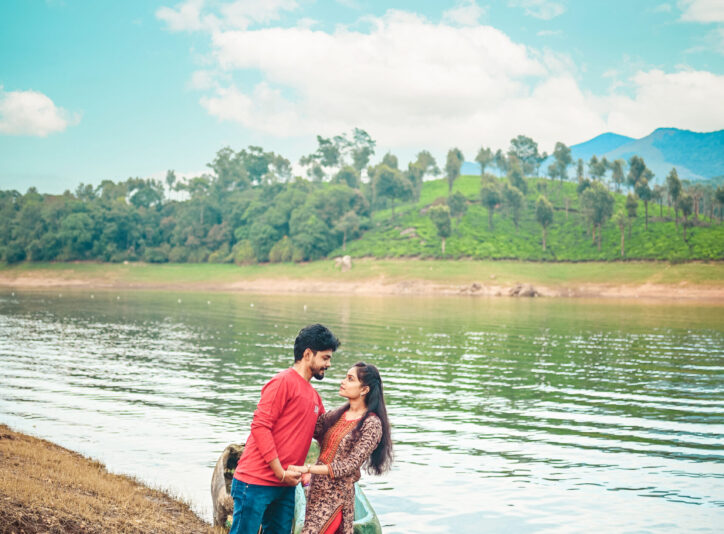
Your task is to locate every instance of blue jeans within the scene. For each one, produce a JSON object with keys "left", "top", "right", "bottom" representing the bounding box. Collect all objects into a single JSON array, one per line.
[{"left": 229, "top": 478, "right": 295, "bottom": 534}]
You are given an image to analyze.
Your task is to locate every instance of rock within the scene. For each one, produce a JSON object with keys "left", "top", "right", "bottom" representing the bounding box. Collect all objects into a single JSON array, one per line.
[
  {"left": 334, "top": 255, "right": 352, "bottom": 272},
  {"left": 509, "top": 283, "right": 539, "bottom": 297}
]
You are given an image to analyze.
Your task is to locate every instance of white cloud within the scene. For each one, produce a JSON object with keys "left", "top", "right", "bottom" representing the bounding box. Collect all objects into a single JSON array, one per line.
[
  {"left": 0, "top": 87, "right": 79, "bottom": 137},
  {"left": 601, "top": 69, "right": 724, "bottom": 137},
  {"left": 157, "top": 0, "right": 298, "bottom": 32},
  {"left": 442, "top": 0, "right": 486, "bottom": 27},
  {"left": 160, "top": 5, "right": 724, "bottom": 156},
  {"left": 679, "top": 0, "right": 724, "bottom": 23},
  {"left": 508, "top": 0, "right": 566, "bottom": 20}
]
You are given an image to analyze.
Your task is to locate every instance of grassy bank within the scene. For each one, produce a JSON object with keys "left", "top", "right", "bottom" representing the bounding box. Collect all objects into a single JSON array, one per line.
[
  {"left": 0, "top": 425, "right": 215, "bottom": 534},
  {"left": 1, "top": 259, "right": 723, "bottom": 298},
  {"left": 340, "top": 175, "right": 724, "bottom": 261}
]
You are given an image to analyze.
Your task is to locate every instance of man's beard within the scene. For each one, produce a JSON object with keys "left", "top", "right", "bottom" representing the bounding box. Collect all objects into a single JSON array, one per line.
[{"left": 312, "top": 367, "right": 326, "bottom": 380}]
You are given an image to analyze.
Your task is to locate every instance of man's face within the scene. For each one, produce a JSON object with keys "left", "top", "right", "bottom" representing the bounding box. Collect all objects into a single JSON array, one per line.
[{"left": 309, "top": 349, "right": 333, "bottom": 380}]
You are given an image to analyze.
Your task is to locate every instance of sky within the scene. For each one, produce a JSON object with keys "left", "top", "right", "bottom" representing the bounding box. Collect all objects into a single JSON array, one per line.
[{"left": 1, "top": 0, "right": 723, "bottom": 193}]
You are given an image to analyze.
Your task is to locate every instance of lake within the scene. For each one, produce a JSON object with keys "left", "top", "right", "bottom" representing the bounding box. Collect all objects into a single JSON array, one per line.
[{"left": 1, "top": 289, "right": 723, "bottom": 533}]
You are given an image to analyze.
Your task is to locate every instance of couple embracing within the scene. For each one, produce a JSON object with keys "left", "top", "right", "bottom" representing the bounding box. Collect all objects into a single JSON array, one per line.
[{"left": 229, "top": 324, "right": 393, "bottom": 534}]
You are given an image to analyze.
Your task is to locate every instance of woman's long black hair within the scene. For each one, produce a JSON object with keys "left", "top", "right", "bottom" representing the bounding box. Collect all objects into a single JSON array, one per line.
[{"left": 320, "top": 362, "right": 393, "bottom": 475}]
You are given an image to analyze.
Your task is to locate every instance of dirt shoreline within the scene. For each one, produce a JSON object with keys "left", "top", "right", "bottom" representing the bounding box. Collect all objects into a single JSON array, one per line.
[
  {"left": 1, "top": 272, "right": 723, "bottom": 300},
  {"left": 0, "top": 424, "right": 215, "bottom": 534}
]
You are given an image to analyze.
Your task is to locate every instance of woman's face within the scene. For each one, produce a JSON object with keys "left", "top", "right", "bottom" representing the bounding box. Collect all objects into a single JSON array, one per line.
[{"left": 339, "top": 366, "right": 369, "bottom": 400}]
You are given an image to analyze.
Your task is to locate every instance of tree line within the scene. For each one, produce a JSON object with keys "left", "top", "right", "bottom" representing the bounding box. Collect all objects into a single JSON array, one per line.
[{"left": 1, "top": 129, "right": 723, "bottom": 264}]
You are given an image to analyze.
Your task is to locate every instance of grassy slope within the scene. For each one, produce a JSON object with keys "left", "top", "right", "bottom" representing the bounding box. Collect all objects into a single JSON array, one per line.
[
  {"left": 0, "top": 424, "right": 214, "bottom": 534},
  {"left": 339, "top": 175, "right": 724, "bottom": 261}
]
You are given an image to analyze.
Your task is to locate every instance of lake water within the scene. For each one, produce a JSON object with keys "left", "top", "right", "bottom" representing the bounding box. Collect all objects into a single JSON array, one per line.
[{"left": 1, "top": 289, "right": 723, "bottom": 533}]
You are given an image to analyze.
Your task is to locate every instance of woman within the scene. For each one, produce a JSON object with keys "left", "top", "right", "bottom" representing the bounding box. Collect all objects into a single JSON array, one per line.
[{"left": 288, "top": 362, "right": 392, "bottom": 534}]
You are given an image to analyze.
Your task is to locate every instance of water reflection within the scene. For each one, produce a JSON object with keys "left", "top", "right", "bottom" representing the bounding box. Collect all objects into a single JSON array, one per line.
[{"left": 1, "top": 290, "right": 723, "bottom": 532}]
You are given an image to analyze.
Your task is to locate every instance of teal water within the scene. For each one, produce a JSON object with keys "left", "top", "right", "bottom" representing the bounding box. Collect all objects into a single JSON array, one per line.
[{"left": 1, "top": 290, "right": 723, "bottom": 533}]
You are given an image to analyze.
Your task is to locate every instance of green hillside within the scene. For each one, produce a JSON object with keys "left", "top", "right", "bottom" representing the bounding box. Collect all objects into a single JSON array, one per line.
[{"left": 338, "top": 175, "right": 724, "bottom": 261}]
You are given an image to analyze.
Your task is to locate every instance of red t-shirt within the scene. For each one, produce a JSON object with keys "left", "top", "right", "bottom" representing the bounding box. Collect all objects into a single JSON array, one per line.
[{"left": 235, "top": 368, "right": 325, "bottom": 486}]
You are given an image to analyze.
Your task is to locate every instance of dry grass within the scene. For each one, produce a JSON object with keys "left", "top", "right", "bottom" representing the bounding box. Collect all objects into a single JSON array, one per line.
[{"left": 0, "top": 425, "right": 222, "bottom": 534}]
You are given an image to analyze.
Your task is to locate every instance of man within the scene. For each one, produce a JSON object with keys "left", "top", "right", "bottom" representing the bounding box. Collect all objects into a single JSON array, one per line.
[{"left": 230, "top": 323, "right": 340, "bottom": 534}]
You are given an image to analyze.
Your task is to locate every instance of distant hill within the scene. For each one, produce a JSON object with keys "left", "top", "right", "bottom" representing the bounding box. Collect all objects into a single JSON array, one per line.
[{"left": 571, "top": 127, "right": 724, "bottom": 183}]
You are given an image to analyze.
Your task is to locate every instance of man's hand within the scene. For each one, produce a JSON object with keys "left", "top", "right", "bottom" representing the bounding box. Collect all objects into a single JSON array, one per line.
[{"left": 281, "top": 469, "right": 301, "bottom": 486}]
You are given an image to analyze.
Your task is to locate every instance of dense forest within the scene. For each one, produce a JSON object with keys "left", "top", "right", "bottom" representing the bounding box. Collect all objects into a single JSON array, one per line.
[{"left": 2, "top": 129, "right": 724, "bottom": 264}]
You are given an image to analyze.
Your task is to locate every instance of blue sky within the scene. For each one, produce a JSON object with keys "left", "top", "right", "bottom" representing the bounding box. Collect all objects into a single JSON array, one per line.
[{"left": 1, "top": 0, "right": 723, "bottom": 193}]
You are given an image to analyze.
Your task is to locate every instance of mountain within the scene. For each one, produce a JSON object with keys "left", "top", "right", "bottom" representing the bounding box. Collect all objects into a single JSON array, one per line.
[
  {"left": 568, "top": 133, "right": 634, "bottom": 162},
  {"left": 570, "top": 128, "right": 724, "bottom": 183}
]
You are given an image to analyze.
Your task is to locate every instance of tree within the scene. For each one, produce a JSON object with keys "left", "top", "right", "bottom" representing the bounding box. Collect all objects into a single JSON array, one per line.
[
  {"left": 447, "top": 191, "right": 468, "bottom": 225},
  {"left": 165, "top": 170, "right": 177, "bottom": 200},
  {"left": 349, "top": 128, "right": 376, "bottom": 174},
  {"left": 502, "top": 183, "right": 524, "bottom": 230},
  {"left": 535, "top": 196, "right": 553, "bottom": 251},
  {"left": 381, "top": 152, "right": 399, "bottom": 169},
  {"left": 428, "top": 205, "right": 451, "bottom": 255},
  {"left": 589, "top": 155, "right": 608, "bottom": 181},
  {"left": 408, "top": 151, "right": 439, "bottom": 200},
  {"left": 625, "top": 193, "right": 638, "bottom": 239},
  {"left": 480, "top": 183, "right": 501, "bottom": 229},
  {"left": 549, "top": 142, "right": 572, "bottom": 187},
  {"left": 576, "top": 158, "right": 584, "bottom": 182},
  {"left": 611, "top": 159, "right": 625, "bottom": 191},
  {"left": 678, "top": 194, "right": 694, "bottom": 240},
  {"left": 581, "top": 182, "right": 614, "bottom": 250},
  {"left": 666, "top": 168, "right": 682, "bottom": 226},
  {"left": 493, "top": 149, "right": 507, "bottom": 176},
  {"left": 372, "top": 164, "right": 413, "bottom": 217},
  {"left": 445, "top": 148, "right": 464, "bottom": 195},
  {"left": 716, "top": 185, "right": 724, "bottom": 222},
  {"left": 614, "top": 210, "right": 627, "bottom": 257},
  {"left": 508, "top": 135, "right": 546, "bottom": 176},
  {"left": 333, "top": 210, "right": 361, "bottom": 251},
  {"left": 332, "top": 166, "right": 361, "bottom": 189},
  {"left": 627, "top": 155, "right": 647, "bottom": 190},
  {"left": 507, "top": 158, "right": 528, "bottom": 194},
  {"left": 652, "top": 184, "right": 666, "bottom": 217},
  {"left": 634, "top": 175, "right": 653, "bottom": 231},
  {"left": 475, "top": 147, "right": 493, "bottom": 182}
]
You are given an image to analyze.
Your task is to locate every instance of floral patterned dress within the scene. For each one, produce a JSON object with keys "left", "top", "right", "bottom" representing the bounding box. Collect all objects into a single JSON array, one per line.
[{"left": 302, "top": 409, "right": 383, "bottom": 534}]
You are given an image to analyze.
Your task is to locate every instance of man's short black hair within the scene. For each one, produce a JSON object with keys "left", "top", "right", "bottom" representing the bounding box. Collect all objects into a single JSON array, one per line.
[{"left": 294, "top": 324, "right": 340, "bottom": 361}]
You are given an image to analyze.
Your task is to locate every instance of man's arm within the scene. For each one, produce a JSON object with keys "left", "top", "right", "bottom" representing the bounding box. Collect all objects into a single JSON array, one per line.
[{"left": 249, "top": 375, "right": 300, "bottom": 485}]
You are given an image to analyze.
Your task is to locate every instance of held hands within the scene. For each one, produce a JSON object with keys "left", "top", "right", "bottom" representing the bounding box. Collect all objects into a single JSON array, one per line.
[
  {"left": 279, "top": 469, "right": 302, "bottom": 486},
  {"left": 287, "top": 464, "right": 310, "bottom": 474}
]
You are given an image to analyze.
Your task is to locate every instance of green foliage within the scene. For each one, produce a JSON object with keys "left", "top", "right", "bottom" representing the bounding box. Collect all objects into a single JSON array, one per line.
[
  {"left": 2, "top": 139, "right": 724, "bottom": 267},
  {"left": 445, "top": 148, "right": 464, "bottom": 194}
]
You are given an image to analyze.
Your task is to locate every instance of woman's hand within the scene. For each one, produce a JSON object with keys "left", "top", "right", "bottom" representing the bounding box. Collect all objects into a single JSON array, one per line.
[
  {"left": 287, "top": 464, "right": 307, "bottom": 474},
  {"left": 301, "top": 472, "right": 312, "bottom": 486}
]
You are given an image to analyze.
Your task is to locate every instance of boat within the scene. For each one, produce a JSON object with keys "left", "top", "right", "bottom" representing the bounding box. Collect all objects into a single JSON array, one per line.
[{"left": 211, "top": 443, "right": 382, "bottom": 533}]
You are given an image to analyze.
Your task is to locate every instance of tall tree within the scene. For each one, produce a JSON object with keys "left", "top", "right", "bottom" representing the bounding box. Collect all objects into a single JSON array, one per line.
[
  {"left": 611, "top": 159, "right": 625, "bottom": 191},
  {"left": 666, "top": 168, "right": 682, "bottom": 226},
  {"left": 581, "top": 182, "right": 615, "bottom": 250},
  {"left": 475, "top": 147, "right": 493, "bottom": 182},
  {"left": 372, "top": 164, "right": 413, "bottom": 217},
  {"left": 334, "top": 210, "right": 361, "bottom": 251},
  {"left": 625, "top": 193, "right": 638, "bottom": 239},
  {"left": 634, "top": 175, "right": 653, "bottom": 231},
  {"left": 678, "top": 194, "right": 694, "bottom": 240},
  {"left": 447, "top": 191, "right": 468, "bottom": 226},
  {"left": 428, "top": 205, "right": 451, "bottom": 255},
  {"left": 508, "top": 135, "right": 546, "bottom": 176},
  {"left": 614, "top": 210, "right": 627, "bottom": 257},
  {"left": 507, "top": 158, "right": 528, "bottom": 194},
  {"left": 627, "top": 155, "right": 647, "bottom": 191},
  {"left": 502, "top": 183, "right": 524, "bottom": 230},
  {"left": 535, "top": 196, "right": 554, "bottom": 252},
  {"left": 549, "top": 142, "right": 572, "bottom": 187},
  {"left": 445, "top": 148, "right": 464, "bottom": 195},
  {"left": 576, "top": 158, "right": 585, "bottom": 182},
  {"left": 716, "top": 185, "right": 724, "bottom": 222},
  {"left": 349, "top": 128, "right": 376, "bottom": 173},
  {"left": 493, "top": 149, "right": 508, "bottom": 176},
  {"left": 480, "top": 182, "right": 501, "bottom": 229}
]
